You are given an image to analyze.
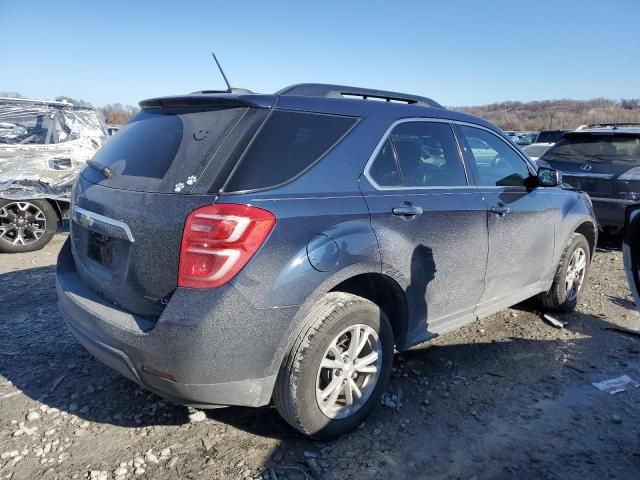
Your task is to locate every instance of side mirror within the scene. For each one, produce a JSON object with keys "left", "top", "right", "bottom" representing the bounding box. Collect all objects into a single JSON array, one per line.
[{"left": 537, "top": 167, "right": 562, "bottom": 187}]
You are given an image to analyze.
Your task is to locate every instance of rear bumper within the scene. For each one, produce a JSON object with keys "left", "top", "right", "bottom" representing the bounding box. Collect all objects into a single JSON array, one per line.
[
  {"left": 56, "top": 239, "right": 297, "bottom": 408},
  {"left": 591, "top": 197, "right": 637, "bottom": 228}
]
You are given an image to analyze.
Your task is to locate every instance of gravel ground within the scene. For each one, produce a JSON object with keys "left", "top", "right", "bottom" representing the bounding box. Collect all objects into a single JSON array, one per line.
[{"left": 1, "top": 233, "right": 640, "bottom": 480}]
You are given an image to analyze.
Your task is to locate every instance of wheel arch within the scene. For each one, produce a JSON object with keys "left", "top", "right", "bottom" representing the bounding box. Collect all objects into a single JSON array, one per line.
[
  {"left": 45, "top": 199, "right": 67, "bottom": 225},
  {"left": 574, "top": 220, "right": 597, "bottom": 257},
  {"left": 328, "top": 273, "right": 408, "bottom": 350}
]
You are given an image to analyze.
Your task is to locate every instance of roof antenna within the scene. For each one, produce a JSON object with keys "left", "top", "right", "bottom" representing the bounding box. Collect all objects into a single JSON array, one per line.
[{"left": 211, "top": 52, "right": 232, "bottom": 92}]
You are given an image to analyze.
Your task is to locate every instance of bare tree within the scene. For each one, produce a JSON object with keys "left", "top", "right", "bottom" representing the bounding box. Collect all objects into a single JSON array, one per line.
[{"left": 99, "top": 104, "right": 139, "bottom": 125}]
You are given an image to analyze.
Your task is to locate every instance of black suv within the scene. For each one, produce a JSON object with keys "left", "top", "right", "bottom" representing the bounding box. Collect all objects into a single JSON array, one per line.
[
  {"left": 541, "top": 124, "right": 640, "bottom": 230},
  {"left": 57, "top": 84, "right": 597, "bottom": 439}
]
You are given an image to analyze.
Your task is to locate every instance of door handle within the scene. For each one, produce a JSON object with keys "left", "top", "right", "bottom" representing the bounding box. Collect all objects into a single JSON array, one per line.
[
  {"left": 491, "top": 206, "right": 511, "bottom": 216},
  {"left": 392, "top": 205, "right": 423, "bottom": 218}
]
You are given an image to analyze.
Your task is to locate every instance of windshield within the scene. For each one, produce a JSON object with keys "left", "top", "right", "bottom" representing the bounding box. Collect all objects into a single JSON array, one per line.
[{"left": 546, "top": 133, "right": 640, "bottom": 163}]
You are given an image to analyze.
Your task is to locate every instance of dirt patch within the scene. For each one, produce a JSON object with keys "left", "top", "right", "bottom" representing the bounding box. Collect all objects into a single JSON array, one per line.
[{"left": 1, "top": 234, "right": 640, "bottom": 479}]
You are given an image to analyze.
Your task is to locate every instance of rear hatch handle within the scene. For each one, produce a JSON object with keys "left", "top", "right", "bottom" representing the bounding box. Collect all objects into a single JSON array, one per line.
[{"left": 72, "top": 206, "right": 135, "bottom": 243}]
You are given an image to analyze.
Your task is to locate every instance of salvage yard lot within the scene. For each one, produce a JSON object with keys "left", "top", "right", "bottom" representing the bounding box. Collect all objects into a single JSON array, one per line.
[{"left": 1, "top": 234, "right": 640, "bottom": 480}]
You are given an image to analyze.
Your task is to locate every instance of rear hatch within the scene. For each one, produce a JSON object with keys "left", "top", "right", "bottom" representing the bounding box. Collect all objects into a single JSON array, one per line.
[
  {"left": 70, "top": 96, "right": 271, "bottom": 318},
  {"left": 541, "top": 131, "right": 640, "bottom": 199}
]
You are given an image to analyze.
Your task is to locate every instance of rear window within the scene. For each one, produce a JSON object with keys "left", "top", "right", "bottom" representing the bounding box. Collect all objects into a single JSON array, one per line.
[
  {"left": 223, "top": 110, "right": 357, "bottom": 192},
  {"left": 536, "top": 130, "right": 568, "bottom": 143},
  {"left": 545, "top": 133, "right": 640, "bottom": 164},
  {"left": 83, "top": 107, "right": 251, "bottom": 193}
]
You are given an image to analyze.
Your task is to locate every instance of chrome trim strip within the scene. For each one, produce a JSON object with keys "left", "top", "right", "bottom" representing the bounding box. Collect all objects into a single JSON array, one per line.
[
  {"left": 561, "top": 172, "right": 615, "bottom": 179},
  {"left": 363, "top": 117, "right": 535, "bottom": 191},
  {"left": 590, "top": 197, "right": 636, "bottom": 204},
  {"left": 73, "top": 206, "right": 135, "bottom": 243}
]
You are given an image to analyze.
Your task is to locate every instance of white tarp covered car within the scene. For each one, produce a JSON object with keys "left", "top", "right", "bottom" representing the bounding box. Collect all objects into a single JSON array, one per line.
[{"left": 0, "top": 97, "right": 108, "bottom": 252}]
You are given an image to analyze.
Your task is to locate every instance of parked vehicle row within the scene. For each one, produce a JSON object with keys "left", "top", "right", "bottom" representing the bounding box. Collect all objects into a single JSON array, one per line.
[{"left": 55, "top": 83, "right": 597, "bottom": 439}]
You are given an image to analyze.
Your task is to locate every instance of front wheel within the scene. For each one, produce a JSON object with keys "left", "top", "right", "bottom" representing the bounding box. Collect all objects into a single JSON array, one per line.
[
  {"left": 539, "top": 232, "right": 591, "bottom": 312},
  {"left": 0, "top": 199, "right": 58, "bottom": 253},
  {"left": 274, "top": 292, "right": 394, "bottom": 440}
]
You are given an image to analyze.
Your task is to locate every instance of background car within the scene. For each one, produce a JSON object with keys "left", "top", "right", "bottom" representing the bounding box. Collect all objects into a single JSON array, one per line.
[
  {"left": 540, "top": 124, "right": 640, "bottom": 231},
  {"left": 0, "top": 97, "right": 108, "bottom": 252},
  {"left": 516, "top": 132, "right": 538, "bottom": 145}
]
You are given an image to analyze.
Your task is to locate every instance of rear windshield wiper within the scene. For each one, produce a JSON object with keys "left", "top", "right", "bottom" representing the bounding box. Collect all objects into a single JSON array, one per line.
[{"left": 86, "top": 159, "right": 112, "bottom": 178}]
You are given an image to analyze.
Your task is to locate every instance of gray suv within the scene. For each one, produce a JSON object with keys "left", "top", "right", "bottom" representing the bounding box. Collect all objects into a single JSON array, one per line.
[{"left": 56, "top": 84, "right": 597, "bottom": 439}]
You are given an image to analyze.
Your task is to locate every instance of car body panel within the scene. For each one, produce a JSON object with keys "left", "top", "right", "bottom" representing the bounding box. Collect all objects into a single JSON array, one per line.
[{"left": 623, "top": 204, "right": 640, "bottom": 311}]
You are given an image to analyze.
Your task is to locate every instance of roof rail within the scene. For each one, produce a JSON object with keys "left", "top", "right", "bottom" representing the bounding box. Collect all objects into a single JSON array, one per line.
[
  {"left": 276, "top": 83, "right": 444, "bottom": 109},
  {"left": 575, "top": 123, "right": 640, "bottom": 131}
]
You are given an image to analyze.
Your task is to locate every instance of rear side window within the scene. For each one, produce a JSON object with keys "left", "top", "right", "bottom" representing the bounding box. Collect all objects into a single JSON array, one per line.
[
  {"left": 367, "top": 121, "right": 467, "bottom": 188},
  {"left": 545, "top": 133, "right": 640, "bottom": 164},
  {"left": 390, "top": 122, "right": 466, "bottom": 187},
  {"left": 369, "top": 139, "right": 401, "bottom": 187},
  {"left": 224, "top": 111, "right": 357, "bottom": 192}
]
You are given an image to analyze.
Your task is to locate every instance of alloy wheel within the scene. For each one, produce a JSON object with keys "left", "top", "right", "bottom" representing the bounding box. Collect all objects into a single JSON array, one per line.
[
  {"left": 565, "top": 247, "right": 587, "bottom": 302},
  {"left": 315, "top": 324, "right": 382, "bottom": 420},
  {"left": 0, "top": 202, "right": 47, "bottom": 247}
]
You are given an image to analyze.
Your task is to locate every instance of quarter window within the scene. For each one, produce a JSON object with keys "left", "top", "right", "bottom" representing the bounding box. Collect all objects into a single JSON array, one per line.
[
  {"left": 368, "top": 121, "right": 467, "bottom": 188},
  {"left": 461, "top": 126, "right": 531, "bottom": 187},
  {"left": 225, "top": 111, "right": 357, "bottom": 192},
  {"left": 369, "top": 139, "right": 401, "bottom": 187}
]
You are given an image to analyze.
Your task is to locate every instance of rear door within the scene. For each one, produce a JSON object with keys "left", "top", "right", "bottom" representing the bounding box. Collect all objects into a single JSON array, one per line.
[
  {"left": 624, "top": 205, "right": 640, "bottom": 311},
  {"left": 361, "top": 119, "right": 488, "bottom": 341},
  {"left": 456, "top": 124, "right": 555, "bottom": 316}
]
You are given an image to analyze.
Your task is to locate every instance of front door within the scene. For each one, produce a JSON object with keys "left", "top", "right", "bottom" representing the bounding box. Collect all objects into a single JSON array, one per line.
[
  {"left": 361, "top": 120, "right": 488, "bottom": 345},
  {"left": 456, "top": 124, "right": 555, "bottom": 317}
]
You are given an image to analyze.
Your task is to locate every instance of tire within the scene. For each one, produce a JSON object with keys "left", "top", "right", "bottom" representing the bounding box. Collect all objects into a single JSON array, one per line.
[
  {"left": 274, "top": 292, "right": 394, "bottom": 440},
  {"left": 539, "top": 232, "right": 591, "bottom": 312},
  {"left": 0, "top": 199, "right": 58, "bottom": 253}
]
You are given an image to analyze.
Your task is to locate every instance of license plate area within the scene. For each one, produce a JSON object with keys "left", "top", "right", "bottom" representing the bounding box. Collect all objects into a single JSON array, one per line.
[{"left": 88, "top": 232, "right": 113, "bottom": 268}]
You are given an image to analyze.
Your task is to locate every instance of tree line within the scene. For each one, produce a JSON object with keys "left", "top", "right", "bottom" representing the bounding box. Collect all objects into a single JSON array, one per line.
[
  {"left": 3, "top": 91, "right": 639, "bottom": 131},
  {"left": 455, "top": 98, "right": 640, "bottom": 131}
]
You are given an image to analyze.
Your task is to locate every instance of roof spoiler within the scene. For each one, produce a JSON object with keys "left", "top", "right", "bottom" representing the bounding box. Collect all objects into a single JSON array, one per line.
[
  {"left": 276, "top": 83, "right": 444, "bottom": 109},
  {"left": 138, "top": 91, "right": 269, "bottom": 110}
]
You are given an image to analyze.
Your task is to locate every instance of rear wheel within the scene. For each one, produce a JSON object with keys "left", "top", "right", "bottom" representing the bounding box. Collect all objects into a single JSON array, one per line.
[
  {"left": 274, "top": 292, "right": 394, "bottom": 440},
  {"left": 539, "top": 232, "right": 590, "bottom": 312},
  {"left": 0, "top": 199, "right": 57, "bottom": 253}
]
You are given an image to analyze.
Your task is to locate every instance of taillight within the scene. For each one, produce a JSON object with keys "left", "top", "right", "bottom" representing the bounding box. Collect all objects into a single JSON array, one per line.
[{"left": 178, "top": 203, "right": 276, "bottom": 288}]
